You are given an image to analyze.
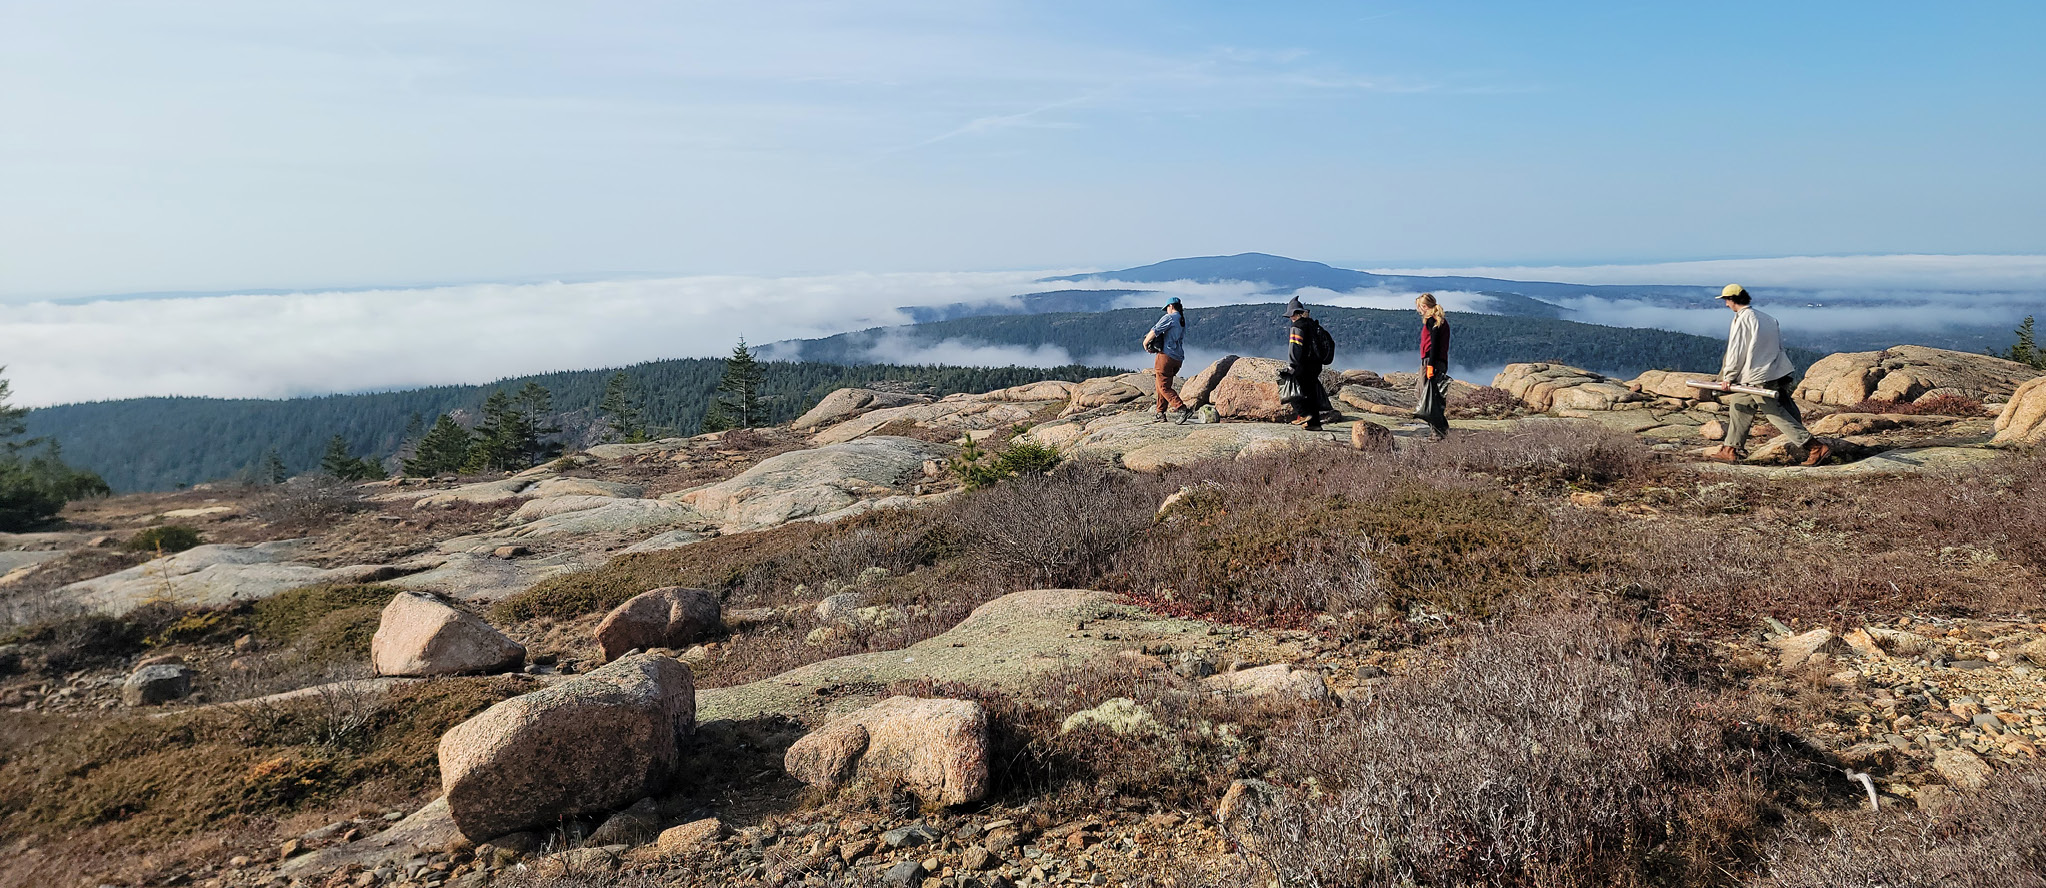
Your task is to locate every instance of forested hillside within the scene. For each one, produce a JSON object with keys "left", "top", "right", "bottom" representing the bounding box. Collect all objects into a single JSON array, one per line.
[
  {"left": 23, "top": 360, "right": 1119, "bottom": 493},
  {"left": 787, "top": 302, "right": 1820, "bottom": 377}
]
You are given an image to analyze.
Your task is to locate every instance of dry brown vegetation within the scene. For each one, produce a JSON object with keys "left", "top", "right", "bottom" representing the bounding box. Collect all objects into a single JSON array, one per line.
[
  {"left": 8, "top": 421, "right": 2045, "bottom": 886},
  {"left": 0, "top": 677, "right": 529, "bottom": 888}
]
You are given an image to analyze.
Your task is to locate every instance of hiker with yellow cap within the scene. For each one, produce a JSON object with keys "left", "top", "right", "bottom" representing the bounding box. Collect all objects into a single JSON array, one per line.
[{"left": 1705, "top": 285, "right": 1830, "bottom": 466}]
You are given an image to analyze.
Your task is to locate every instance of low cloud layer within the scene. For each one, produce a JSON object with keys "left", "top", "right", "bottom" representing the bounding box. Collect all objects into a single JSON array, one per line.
[
  {"left": 12, "top": 257, "right": 2039, "bottom": 408},
  {"left": 3, "top": 272, "right": 1066, "bottom": 406}
]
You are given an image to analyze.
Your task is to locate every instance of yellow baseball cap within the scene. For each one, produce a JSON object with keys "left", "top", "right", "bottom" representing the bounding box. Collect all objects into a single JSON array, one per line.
[{"left": 1720, "top": 284, "right": 1748, "bottom": 300}]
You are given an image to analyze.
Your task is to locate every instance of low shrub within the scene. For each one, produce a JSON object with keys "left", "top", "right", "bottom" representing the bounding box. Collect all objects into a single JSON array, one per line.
[
  {"left": 249, "top": 584, "right": 399, "bottom": 658},
  {"left": 1112, "top": 450, "right": 1544, "bottom": 623},
  {"left": 952, "top": 437, "right": 1064, "bottom": 490},
  {"left": 959, "top": 460, "right": 1161, "bottom": 589},
  {"left": 1237, "top": 609, "right": 1781, "bottom": 888},
  {"left": 4, "top": 603, "right": 188, "bottom": 673},
  {"left": 123, "top": 525, "right": 203, "bottom": 554},
  {"left": 1412, "top": 418, "right": 1651, "bottom": 486},
  {"left": 1761, "top": 764, "right": 2046, "bottom": 888},
  {"left": 254, "top": 477, "right": 367, "bottom": 532},
  {"left": 0, "top": 677, "right": 527, "bottom": 845},
  {"left": 893, "top": 654, "right": 1320, "bottom": 817},
  {"left": 1843, "top": 394, "right": 1986, "bottom": 416},
  {"left": 1447, "top": 384, "right": 1521, "bottom": 418},
  {"left": 495, "top": 509, "right": 960, "bottom": 622}
]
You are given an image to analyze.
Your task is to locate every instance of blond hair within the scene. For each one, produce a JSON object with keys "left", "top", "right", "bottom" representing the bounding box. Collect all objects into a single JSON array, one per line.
[{"left": 1416, "top": 292, "right": 1447, "bottom": 325}]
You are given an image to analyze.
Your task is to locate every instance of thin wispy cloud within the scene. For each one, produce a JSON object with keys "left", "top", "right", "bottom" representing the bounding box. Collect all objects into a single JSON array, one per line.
[{"left": 1376, "top": 255, "right": 2046, "bottom": 292}]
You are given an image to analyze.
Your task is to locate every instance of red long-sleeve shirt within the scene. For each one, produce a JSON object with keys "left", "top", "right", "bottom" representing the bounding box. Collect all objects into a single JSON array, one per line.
[{"left": 1420, "top": 319, "right": 1450, "bottom": 372}]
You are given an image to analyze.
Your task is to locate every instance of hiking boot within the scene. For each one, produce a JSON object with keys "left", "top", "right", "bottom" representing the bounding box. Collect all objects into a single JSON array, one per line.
[
  {"left": 1152, "top": 411, "right": 1169, "bottom": 423},
  {"left": 1174, "top": 407, "right": 1195, "bottom": 425},
  {"left": 1800, "top": 441, "right": 1833, "bottom": 467},
  {"left": 1289, "top": 415, "right": 1312, "bottom": 426},
  {"left": 1705, "top": 445, "right": 1741, "bottom": 463}
]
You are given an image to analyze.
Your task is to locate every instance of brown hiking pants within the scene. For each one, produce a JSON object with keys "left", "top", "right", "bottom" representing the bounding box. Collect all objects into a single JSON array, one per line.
[{"left": 1154, "top": 354, "right": 1185, "bottom": 412}]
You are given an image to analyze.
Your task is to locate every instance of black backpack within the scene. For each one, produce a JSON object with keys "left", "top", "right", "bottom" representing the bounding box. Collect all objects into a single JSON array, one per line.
[{"left": 1309, "top": 319, "right": 1336, "bottom": 366}]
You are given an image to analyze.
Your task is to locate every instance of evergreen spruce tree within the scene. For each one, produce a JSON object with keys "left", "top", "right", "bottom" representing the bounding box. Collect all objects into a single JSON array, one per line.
[
  {"left": 405, "top": 414, "right": 475, "bottom": 476},
  {"left": 703, "top": 338, "right": 765, "bottom": 431},
  {"left": 319, "top": 434, "right": 383, "bottom": 481},
  {"left": 511, "top": 382, "right": 561, "bottom": 465},
  {"left": 597, "top": 372, "right": 648, "bottom": 443},
  {"left": 0, "top": 371, "right": 26, "bottom": 451},
  {"left": 257, "top": 449, "right": 289, "bottom": 485},
  {"left": 1998, "top": 316, "right": 2044, "bottom": 370}
]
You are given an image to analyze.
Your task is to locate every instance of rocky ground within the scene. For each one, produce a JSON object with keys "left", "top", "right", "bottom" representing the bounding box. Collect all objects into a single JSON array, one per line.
[{"left": 2, "top": 344, "right": 2045, "bottom": 888}]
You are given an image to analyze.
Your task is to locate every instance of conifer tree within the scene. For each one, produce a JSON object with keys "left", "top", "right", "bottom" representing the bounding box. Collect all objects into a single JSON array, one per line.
[
  {"left": 704, "top": 338, "right": 765, "bottom": 431},
  {"left": 1999, "top": 316, "right": 2045, "bottom": 370},
  {"left": 405, "top": 414, "right": 474, "bottom": 476},
  {"left": 512, "top": 382, "right": 561, "bottom": 465},
  {"left": 319, "top": 434, "right": 383, "bottom": 481},
  {"left": 256, "top": 449, "right": 288, "bottom": 484},
  {"left": 598, "top": 372, "right": 648, "bottom": 443},
  {"left": 0, "top": 371, "right": 25, "bottom": 450}
]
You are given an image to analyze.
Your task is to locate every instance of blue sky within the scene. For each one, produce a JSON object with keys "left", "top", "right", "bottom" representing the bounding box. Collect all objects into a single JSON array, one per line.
[{"left": 4, "top": 1, "right": 2042, "bottom": 300}]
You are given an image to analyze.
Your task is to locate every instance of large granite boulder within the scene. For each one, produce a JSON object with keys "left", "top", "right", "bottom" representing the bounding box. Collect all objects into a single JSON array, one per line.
[
  {"left": 1181, "top": 356, "right": 1341, "bottom": 422},
  {"left": 1994, "top": 376, "right": 2046, "bottom": 446},
  {"left": 595, "top": 587, "right": 722, "bottom": 662},
  {"left": 676, "top": 437, "right": 954, "bottom": 533},
  {"left": 810, "top": 399, "right": 1056, "bottom": 446},
  {"left": 1493, "top": 363, "right": 1645, "bottom": 413},
  {"left": 504, "top": 499, "right": 705, "bottom": 538},
  {"left": 1796, "top": 346, "right": 2038, "bottom": 407},
  {"left": 438, "top": 653, "right": 696, "bottom": 841},
  {"left": 784, "top": 696, "right": 990, "bottom": 807},
  {"left": 523, "top": 478, "right": 645, "bottom": 499},
  {"left": 389, "top": 552, "right": 584, "bottom": 602},
  {"left": 371, "top": 591, "right": 525, "bottom": 677},
  {"left": 57, "top": 541, "right": 409, "bottom": 616},
  {"left": 982, "top": 380, "right": 1078, "bottom": 403},
  {"left": 1627, "top": 369, "right": 1717, "bottom": 401},
  {"left": 1063, "top": 371, "right": 1159, "bottom": 414},
  {"left": 793, "top": 389, "right": 933, "bottom": 432}
]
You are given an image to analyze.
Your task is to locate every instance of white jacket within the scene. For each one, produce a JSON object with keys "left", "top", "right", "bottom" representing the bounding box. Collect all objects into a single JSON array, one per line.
[{"left": 1720, "top": 307, "right": 1797, "bottom": 385}]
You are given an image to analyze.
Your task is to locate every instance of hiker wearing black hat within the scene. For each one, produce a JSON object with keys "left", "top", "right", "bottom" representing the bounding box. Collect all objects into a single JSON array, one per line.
[
  {"left": 1143, "top": 297, "right": 1193, "bottom": 423},
  {"left": 1706, "top": 285, "right": 1830, "bottom": 466},
  {"left": 1284, "top": 297, "right": 1335, "bottom": 431}
]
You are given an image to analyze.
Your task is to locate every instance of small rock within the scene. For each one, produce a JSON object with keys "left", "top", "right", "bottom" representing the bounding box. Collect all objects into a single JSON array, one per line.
[
  {"left": 586, "top": 799, "right": 661, "bottom": 846},
  {"left": 655, "top": 817, "right": 727, "bottom": 856},
  {"left": 492, "top": 545, "right": 531, "bottom": 559},
  {"left": 961, "top": 845, "right": 994, "bottom": 870},
  {"left": 881, "top": 859, "right": 926, "bottom": 886},
  {"left": 122, "top": 664, "right": 193, "bottom": 706},
  {"left": 1350, "top": 422, "right": 1393, "bottom": 452},
  {"left": 1932, "top": 747, "right": 1991, "bottom": 791},
  {"left": 1215, "top": 778, "right": 1283, "bottom": 835},
  {"left": 1767, "top": 628, "right": 1846, "bottom": 669},
  {"left": 785, "top": 697, "right": 990, "bottom": 807},
  {"left": 278, "top": 839, "right": 303, "bottom": 859},
  {"left": 839, "top": 838, "right": 874, "bottom": 862},
  {"left": 1200, "top": 663, "right": 1329, "bottom": 701},
  {"left": 881, "top": 823, "right": 941, "bottom": 849}
]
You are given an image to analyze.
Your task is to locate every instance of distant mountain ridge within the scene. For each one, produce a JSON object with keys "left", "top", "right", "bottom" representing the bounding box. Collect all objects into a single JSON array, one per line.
[{"left": 783, "top": 301, "right": 1820, "bottom": 382}]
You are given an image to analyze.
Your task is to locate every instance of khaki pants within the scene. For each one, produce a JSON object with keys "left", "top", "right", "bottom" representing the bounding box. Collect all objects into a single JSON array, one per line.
[
  {"left": 1153, "top": 354, "right": 1185, "bottom": 412},
  {"left": 1724, "top": 391, "right": 1812, "bottom": 450}
]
